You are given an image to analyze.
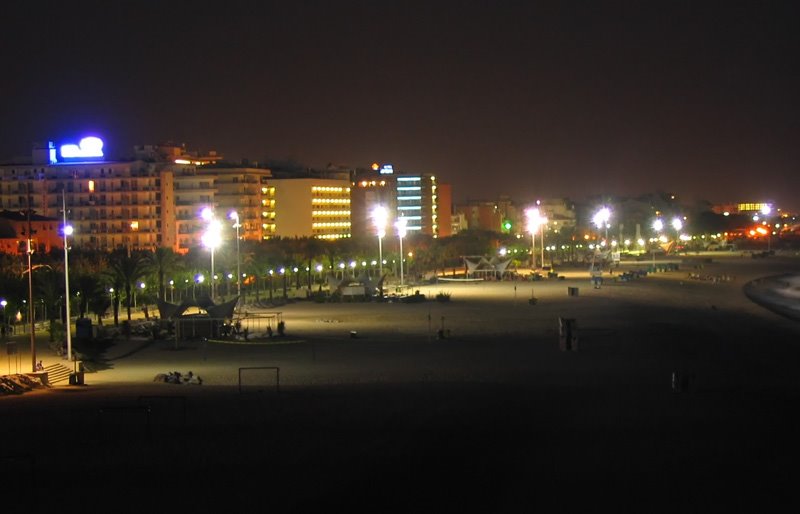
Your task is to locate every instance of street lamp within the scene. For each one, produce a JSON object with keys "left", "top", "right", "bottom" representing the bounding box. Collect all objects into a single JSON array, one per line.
[
  {"left": 372, "top": 206, "right": 388, "bottom": 277},
  {"left": 229, "top": 210, "right": 241, "bottom": 299},
  {"left": 525, "top": 207, "right": 544, "bottom": 269},
  {"left": 396, "top": 217, "right": 407, "bottom": 287},
  {"left": 539, "top": 214, "right": 548, "bottom": 267},
  {"left": 1, "top": 299, "right": 7, "bottom": 342},
  {"left": 671, "top": 217, "right": 683, "bottom": 239},
  {"left": 194, "top": 274, "right": 204, "bottom": 300},
  {"left": 201, "top": 208, "right": 222, "bottom": 301},
  {"left": 62, "top": 192, "right": 74, "bottom": 363},
  {"left": 652, "top": 218, "right": 664, "bottom": 267},
  {"left": 593, "top": 207, "right": 611, "bottom": 243},
  {"left": 136, "top": 282, "right": 145, "bottom": 309}
]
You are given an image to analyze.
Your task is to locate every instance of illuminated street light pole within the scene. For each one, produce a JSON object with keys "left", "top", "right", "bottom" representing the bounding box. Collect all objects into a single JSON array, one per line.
[
  {"left": 396, "top": 217, "right": 407, "bottom": 287},
  {"left": 540, "top": 214, "right": 548, "bottom": 268},
  {"left": 525, "top": 207, "right": 544, "bottom": 269},
  {"left": 201, "top": 208, "right": 222, "bottom": 301},
  {"left": 26, "top": 182, "right": 36, "bottom": 372},
  {"left": 62, "top": 192, "right": 73, "bottom": 363},
  {"left": 593, "top": 206, "right": 611, "bottom": 244},
  {"left": 671, "top": 217, "right": 683, "bottom": 253},
  {"left": 229, "top": 211, "right": 241, "bottom": 299},
  {"left": 652, "top": 218, "right": 664, "bottom": 268},
  {"left": 372, "top": 206, "right": 388, "bottom": 278},
  {"left": 0, "top": 299, "right": 6, "bottom": 342}
]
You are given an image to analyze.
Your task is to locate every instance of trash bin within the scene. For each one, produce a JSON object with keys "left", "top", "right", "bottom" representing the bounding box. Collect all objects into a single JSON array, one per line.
[
  {"left": 69, "top": 372, "right": 85, "bottom": 385},
  {"left": 568, "top": 287, "right": 579, "bottom": 297}
]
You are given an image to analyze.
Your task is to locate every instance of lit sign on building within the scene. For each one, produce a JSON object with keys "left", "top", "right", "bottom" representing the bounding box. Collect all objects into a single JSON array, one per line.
[
  {"left": 59, "top": 136, "right": 104, "bottom": 161},
  {"left": 379, "top": 164, "right": 394, "bottom": 175}
]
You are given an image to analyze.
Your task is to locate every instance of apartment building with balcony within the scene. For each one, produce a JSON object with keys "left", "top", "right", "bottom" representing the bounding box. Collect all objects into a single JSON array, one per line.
[{"left": 0, "top": 139, "right": 274, "bottom": 254}]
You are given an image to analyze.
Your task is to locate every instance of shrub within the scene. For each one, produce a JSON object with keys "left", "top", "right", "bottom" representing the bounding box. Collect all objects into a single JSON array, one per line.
[{"left": 436, "top": 291, "right": 451, "bottom": 302}]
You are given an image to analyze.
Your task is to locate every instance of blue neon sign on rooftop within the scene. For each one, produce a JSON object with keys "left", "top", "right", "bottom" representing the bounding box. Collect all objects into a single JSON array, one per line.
[{"left": 57, "top": 136, "right": 105, "bottom": 162}]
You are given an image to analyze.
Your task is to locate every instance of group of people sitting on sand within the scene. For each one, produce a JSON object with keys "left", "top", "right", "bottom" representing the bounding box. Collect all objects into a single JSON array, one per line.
[{"left": 153, "top": 370, "right": 202, "bottom": 385}]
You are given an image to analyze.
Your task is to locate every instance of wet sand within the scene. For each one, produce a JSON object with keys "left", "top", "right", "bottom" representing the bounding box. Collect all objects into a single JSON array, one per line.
[{"left": 3, "top": 254, "right": 800, "bottom": 512}]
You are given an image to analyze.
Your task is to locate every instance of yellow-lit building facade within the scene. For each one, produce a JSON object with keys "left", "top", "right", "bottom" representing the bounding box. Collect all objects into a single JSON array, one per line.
[{"left": 268, "top": 178, "right": 351, "bottom": 239}]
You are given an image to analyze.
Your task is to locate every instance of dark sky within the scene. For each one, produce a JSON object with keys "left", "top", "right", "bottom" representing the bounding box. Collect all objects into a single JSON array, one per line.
[{"left": 2, "top": 1, "right": 799, "bottom": 210}]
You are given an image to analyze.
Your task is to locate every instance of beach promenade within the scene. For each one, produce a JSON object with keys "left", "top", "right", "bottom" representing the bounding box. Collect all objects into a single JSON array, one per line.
[{"left": 2, "top": 253, "right": 800, "bottom": 512}]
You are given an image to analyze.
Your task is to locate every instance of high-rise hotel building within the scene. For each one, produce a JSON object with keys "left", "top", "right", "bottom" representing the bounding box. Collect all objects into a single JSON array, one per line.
[
  {"left": 0, "top": 138, "right": 352, "bottom": 254},
  {"left": 350, "top": 163, "right": 450, "bottom": 238}
]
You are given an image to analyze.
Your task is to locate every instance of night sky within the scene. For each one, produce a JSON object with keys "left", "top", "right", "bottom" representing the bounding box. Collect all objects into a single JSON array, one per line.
[{"left": 2, "top": 1, "right": 799, "bottom": 210}]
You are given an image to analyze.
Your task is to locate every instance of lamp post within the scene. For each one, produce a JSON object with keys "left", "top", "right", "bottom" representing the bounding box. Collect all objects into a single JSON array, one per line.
[
  {"left": 25, "top": 183, "right": 36, "bottom": 372},
  {"left": 671, "top": 217, "right": 683, "bottom": 241},
  {"left": 593, "top": 207, "right": 611, "bottom": 243},
  {"left": 201, "top": 208, "right": 222, "bottom": 302},
  {"left": 525, "top": 207, "right": 544, "bottom": 269},
  {"left": 396, "top": 217, "right": 407, "bottom": 287},
  {"left": 229, "top": 210, "right": 241, "bottom": 299},
  {"left": 194, "top": 274, "right": 204, "bottom": 300},
  {"left": 372, "top": 206, "right": 388, "bottom": 277},
  {"left": 62, "top": 192, "right": 73, "bottom": 363},
  {"left": 1, "top": 299, "right": 7, "bottom": 342},
  {"left": 540, "top": 214, "right": 548, "bottom": 268},
  {"left": 652, "top": 218, "right": 664, "bottom": 267}
]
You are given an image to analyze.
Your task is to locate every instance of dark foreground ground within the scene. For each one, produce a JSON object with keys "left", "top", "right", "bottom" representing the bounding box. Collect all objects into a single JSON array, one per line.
[{"left": 3, "top": 258, "right": 800, "bottom": 512}]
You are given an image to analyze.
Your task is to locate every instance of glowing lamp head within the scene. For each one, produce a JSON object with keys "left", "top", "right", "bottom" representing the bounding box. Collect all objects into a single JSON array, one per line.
[
  {"left": 671, "top": 218, "right": 683, "bottom": 232},
  {"left": 396, "top": 217, "right": 408, "bottom": 238},
  {"left": 63, "top": 225, "right": 74, "bottom": 236},
  {"left": 593, "top": 207, "right": 611, "bottom": 229},
  {"left": 201, "top": 219, "right": 222, "bottom": 250},
  {"left": 201, "top": 207, "right": 214, "bottom": 221},
  {"left": 372, "top": 205, "right": 388, "bottom": 235},
  {"left": 652, "top": 219, "right": 664, "bottom": 232},
  {"left": 525, "top": 207, "right": 541, "bottom": 234}
]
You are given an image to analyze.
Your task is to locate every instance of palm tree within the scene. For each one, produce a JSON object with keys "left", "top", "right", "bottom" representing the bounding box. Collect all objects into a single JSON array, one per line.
[
  {"left": 143, "top": 247, "right": 180, "bottom": 301},
  {"left": 88, "top": 292, "right": 111, "bottom": 325},
  {"left": 34, "top": 267, "right": 63, "bottom": 342},
  {"left": 300, "top": 237, "right": 325, "bottom": 289},
  {"left": 105, "top": 250, "right": 147, "bottom": 321},
  {"left": 74, "top": 274, "right": 102, "bottom": 318}
]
